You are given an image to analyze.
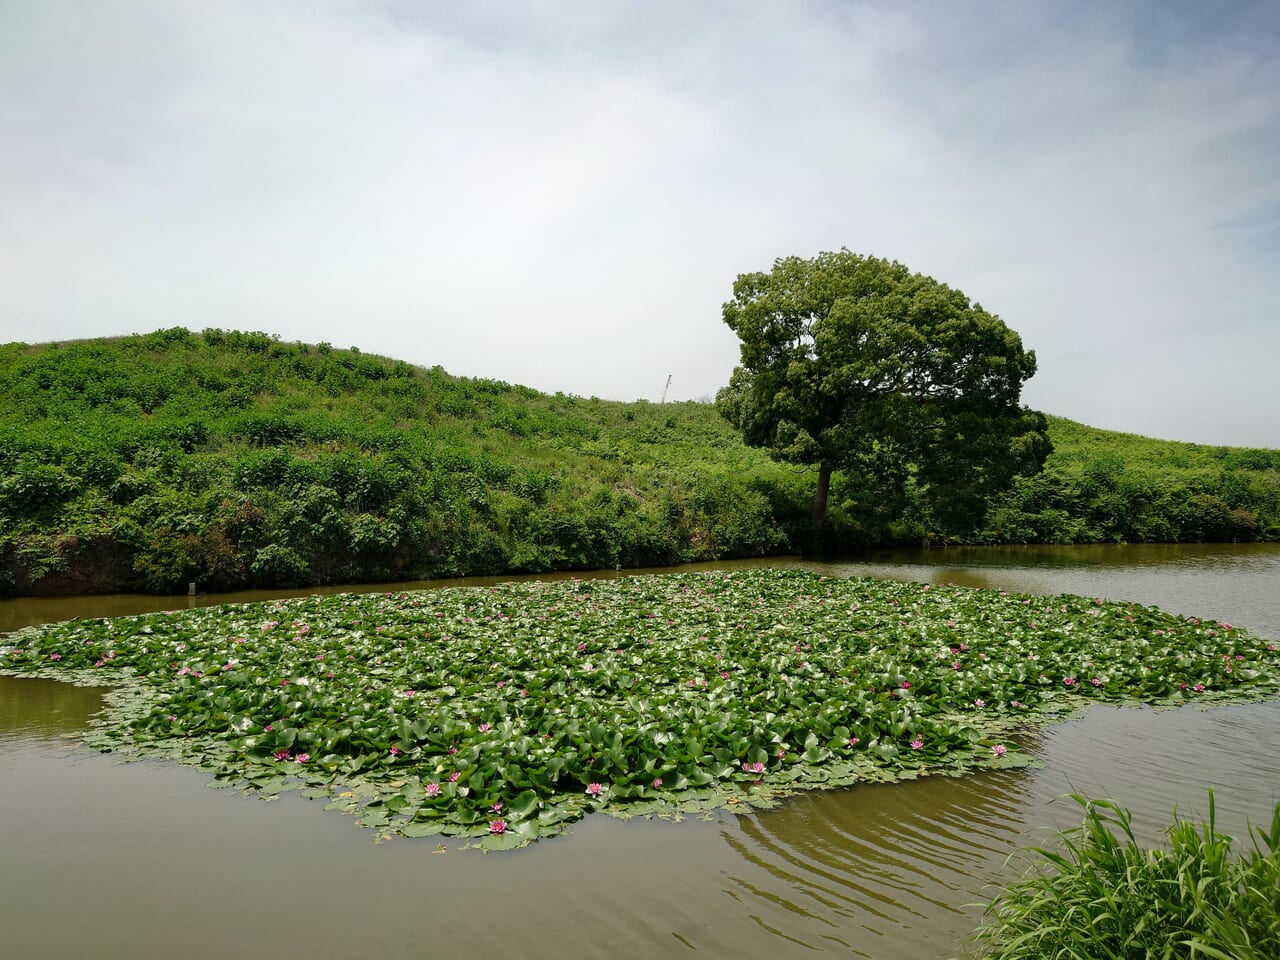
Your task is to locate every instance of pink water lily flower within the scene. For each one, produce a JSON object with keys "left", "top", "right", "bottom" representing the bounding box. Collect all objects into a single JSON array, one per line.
[
  {"left": 477, "top": 723, "right": 492, "bottom": 733},
  {"left": 653, "top": 777, "right": 663, "bottom": 789},
  {"left": 992, "top": 744, "right": 1008, "bottom": 757},
  {"left": 274, "top": 750, "right": 290, "bottom": 761},
  {"left": 294, "top": 753, "right": 310, "bottom": 764},
  {"left": 910, "top": 739, "right": 924, "bottom": 750},
  {"left": 586, "top": 782, "right": 603, "bottom": 797},
  {"left": 424, "top": 782, "right": 441, "bottom": 797},
  {"left": 448, "top": 771, "right": 461, "bottom": 782},
  {"left": 489, "top": 820, "right": 508, "bottom": 834}
]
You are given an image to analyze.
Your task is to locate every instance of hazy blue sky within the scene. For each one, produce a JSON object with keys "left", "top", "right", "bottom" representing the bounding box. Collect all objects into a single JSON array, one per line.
[{"left": 3, "top": 1, "right": 1278, "bottom": 446}]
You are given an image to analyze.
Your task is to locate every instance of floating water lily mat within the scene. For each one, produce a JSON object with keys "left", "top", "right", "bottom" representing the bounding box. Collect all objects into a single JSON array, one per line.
[{"left": 4, "top": 569, "right": 1278, "bottom": 850}]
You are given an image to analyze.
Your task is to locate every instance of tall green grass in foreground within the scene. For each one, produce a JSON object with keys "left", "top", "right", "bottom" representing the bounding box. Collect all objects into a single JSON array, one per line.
[{"left": 964, "top": 794, "right": 1280, "bottom": 960}]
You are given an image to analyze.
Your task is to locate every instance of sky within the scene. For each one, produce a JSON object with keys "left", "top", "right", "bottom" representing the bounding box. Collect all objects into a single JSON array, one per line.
[{"left": 2, "top": 1, "right": 1278, "bottom": 447}]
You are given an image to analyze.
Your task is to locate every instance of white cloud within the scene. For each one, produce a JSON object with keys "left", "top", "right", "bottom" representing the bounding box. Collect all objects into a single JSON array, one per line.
[{"left": 1, "top": 0, "right": 1276, "bottom": 445}]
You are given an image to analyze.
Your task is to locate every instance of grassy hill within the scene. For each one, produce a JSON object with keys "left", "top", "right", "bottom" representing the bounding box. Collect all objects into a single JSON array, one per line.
[
  {"left": 1, "top": 328, "right": 1276, "bottom": 596},
  {"left": 0, "top": 328, "right": 809, "bottom": 595},
  {"left": 982, "top": 417, "right": 1280, "bottom": 545}
]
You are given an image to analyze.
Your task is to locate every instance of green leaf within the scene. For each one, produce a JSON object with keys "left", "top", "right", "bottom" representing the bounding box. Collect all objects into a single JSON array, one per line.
[
  {"left": 480, "top": 832, "right": 525, "bottom": 851},
  {"left": 401, "top": 822, "right": 445, "bottom": 838},
  {"left": 507, "top": 790, "right": 540, "bottom": 819}
]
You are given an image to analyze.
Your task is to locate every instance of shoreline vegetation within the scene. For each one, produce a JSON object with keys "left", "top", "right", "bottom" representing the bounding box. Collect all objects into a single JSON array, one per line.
[
  {"left": 4, "top": 568, "right": 1279, "bottom": 849},
  {"left": 962, "top": 794, "right": 1280, "bottom": 960},
  {"left": 2, "top": 328, "right": 1279, "bottom": 599}
]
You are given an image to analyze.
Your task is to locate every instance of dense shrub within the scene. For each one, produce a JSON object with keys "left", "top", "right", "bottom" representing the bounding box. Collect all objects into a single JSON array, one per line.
[
  {"left": 0, "top": 331, "right": 812, "bottom": 594},
  {"left": 1, "top": 331, "right": 1276, "bottom": 595},
  {"left": 977, "top": 419, "right": 1280, "bottom": 546}
]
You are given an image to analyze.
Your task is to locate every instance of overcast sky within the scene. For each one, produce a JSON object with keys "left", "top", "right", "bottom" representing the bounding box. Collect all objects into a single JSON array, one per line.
[{"left": 3, "top": 1, "right": 1278, "bottom": 447}]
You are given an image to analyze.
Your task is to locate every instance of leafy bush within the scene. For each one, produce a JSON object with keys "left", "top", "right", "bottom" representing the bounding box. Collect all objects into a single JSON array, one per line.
[
  {"left": 979, "top": 418, "right": 1280, "bottom": 545},
  {"left": 1, "top": 330, "right": 1276, "bottom": 595},
  {"left": 963, "top": 794, "right": 1280, "bottom": 960},
  {"left": 0, "top": 460, "right": 79, "bottom": 516}
]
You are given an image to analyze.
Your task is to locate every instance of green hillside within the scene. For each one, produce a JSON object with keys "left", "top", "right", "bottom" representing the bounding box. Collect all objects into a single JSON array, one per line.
[
  {"left": 0, "top": 328, "right": 1276, "bottom": 596},
  {"left": 981, "top": 417, "right": 1280, "bottom": 544},
  {"left": 0, "top": 328, "right": 809, "bottom": 595}
]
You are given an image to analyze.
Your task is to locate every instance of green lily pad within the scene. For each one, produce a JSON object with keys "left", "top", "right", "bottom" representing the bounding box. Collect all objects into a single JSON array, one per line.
[{"left": 4, "top": 568, "right": 1277, "bottom": 847}]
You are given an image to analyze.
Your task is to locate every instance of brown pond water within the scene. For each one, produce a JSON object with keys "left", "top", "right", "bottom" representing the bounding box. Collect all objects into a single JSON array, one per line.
[{"left": 2, "top": 544, "right": 1279, "bottom": 959}]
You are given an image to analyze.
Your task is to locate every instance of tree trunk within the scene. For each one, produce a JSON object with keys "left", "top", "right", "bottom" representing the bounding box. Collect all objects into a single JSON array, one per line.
[{"left": 813, "top": 463, "right": 832, "bottom": 528}]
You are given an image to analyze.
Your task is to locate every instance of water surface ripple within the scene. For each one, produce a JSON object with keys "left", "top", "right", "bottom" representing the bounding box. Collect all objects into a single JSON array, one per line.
[{"left": 3, "top": 544, "right": 1279, "bottom": 959}]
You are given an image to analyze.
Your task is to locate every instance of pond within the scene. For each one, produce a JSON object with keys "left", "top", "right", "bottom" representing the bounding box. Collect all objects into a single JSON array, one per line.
[{"left": 3, "top": 543, "right": 1279, "bottom": 959}]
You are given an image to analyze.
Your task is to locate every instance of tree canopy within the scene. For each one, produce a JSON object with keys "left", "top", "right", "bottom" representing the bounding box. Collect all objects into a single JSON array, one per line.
[{"left": 715, "top": 250, "right": 1051, "bottom": 537}]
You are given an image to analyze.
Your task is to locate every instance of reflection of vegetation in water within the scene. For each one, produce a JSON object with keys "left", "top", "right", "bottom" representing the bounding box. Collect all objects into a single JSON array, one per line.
[
  {"left": 963, "top": 793, "right": 1280, "bottom": 960},
  {"left": 0, "top": 675, "right": 104, "bottom": 740},
  {"left": 724, "top": 766, "right": 1039, "bottom": 942},
  {"left": 5, "top": 569, "right": 1280, "bottom": 849}
]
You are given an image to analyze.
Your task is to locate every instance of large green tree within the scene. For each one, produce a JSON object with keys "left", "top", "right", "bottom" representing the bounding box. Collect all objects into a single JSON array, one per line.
[{"left": 716, "top": 250, "right": 1051, "bottom": 537}]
